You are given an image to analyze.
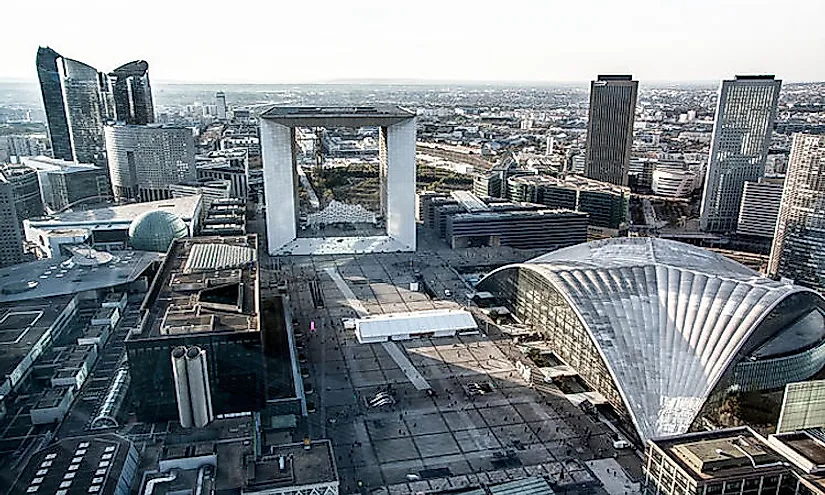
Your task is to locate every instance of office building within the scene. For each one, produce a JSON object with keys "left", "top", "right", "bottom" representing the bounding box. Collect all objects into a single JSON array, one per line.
[
  {"left": 0, "top": 135, "right": 48, "bottom": 161},
  {"left": 446, "top": 209, "right": 588, "bottom": 250},
  {"left": 21, "top": 156, "right": 109, "bottom": 211},
  {"left": 126, "top": 235, "right": 303, "bottom": 422},
  {"left": 0, "top": 164, "right": 45, "bottom": 222},
  {"left": 769, "top": 134, "right": 825, "bottom": 291},
  {"left": 737, "top": 177, "right": 784, "bottom": 238},
  {"left": 36, "top": 47, "right": 73, "bottom": 161},
  {"left": 700, "top": 75, "right": 782, "bottom": 233},
  {"left": 644, "top": 428, "right": 790, "bottom": 495},
  {"left": 0, "top": 175, "right": 27, "bottom": 267},
  {"left": 477, "top": 237, "right": 825, "bottom": 442},
  {"left": 472, "top": 152, "right": 520, "bottom": 198},
  {"left": 109, "top": 60, "right": 154, "bottom": 125},
  {"left": 584, "top": 75, "right": 638, "bottom": 186},
  {"left": 420, "top": 191, "right": 588, "bottom": 250},
  {"left": 104, "top": 124, "right": 196, "bottom": 202},
  {"left": 196, "top": 152, "right": 248, "bottom": 200},
  {"left": 216, "top": 91, "right": 227, "bottom": 121},
  {"left": 44, "top": 50, "right": 110, "bottom": 167},
  {"left": 199, "top": 198, "right": 246, "bottom": 236},
  {"left": 169, "top": 178, "right": 231, "bottom": 212},
  {"left": 0, "top": 294, "right": 79, "bottom": 396},
  {"left": 651, "top": 162, "right": 700, "bottom": 198},
  {"left": 507, "top": 174, "right": 630, "bottom": 229},
  {"left": 645, "top": 426, "right": 825, "bottom": 495},
  {"left": 260, "top": 106, "right": 416, "bottom": 254}
]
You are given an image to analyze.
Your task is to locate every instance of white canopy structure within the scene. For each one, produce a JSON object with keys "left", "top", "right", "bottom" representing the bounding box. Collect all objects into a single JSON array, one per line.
[
  {"left": 479, "top": 237, "right": 825, "bottom": 442},
  {"left": 355, "top": 309, "right": 478, "bottom": 344}
]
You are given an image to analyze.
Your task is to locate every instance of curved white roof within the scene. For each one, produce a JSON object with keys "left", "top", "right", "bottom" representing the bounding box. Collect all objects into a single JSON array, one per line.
[{"left": 485, "top": 237, "right": 815, "bottom": 441}]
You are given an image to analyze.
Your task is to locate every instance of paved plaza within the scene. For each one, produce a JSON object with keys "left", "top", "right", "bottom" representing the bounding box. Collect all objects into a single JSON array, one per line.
[{"left": 271, "top": 249, "right": 642, "bottom": 494}]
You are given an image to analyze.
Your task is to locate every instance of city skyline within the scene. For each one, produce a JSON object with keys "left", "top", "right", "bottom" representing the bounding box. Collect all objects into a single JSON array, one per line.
[{"left": 3, "top": 0, "right": 825, "bottom": 84}]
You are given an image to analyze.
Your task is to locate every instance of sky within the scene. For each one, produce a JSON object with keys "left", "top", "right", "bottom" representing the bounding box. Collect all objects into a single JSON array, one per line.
[{"left": 2, "top": 0, "right": 824, "bottom": 84}]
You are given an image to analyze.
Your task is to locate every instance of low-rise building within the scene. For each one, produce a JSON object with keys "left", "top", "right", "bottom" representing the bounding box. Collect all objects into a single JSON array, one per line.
[
  {"left": 24, "top": 195, "right": 201, "bottom": 258},
  {"left": 10, "top": 433, "right": 139, "bottom": 495},
  {"left": 507, "top": 174, "right": 629, "bottom": 229}
]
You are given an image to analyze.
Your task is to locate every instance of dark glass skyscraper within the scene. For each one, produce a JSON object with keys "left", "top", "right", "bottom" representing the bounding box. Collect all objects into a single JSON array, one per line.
[
  {"left": 36, "top": 47, "right": 73, "bottom": 161},
  {"left": 61, "top": 57, "right": 109, "bottom": 167},
  {"left": 34, "top": 47, "right": 110, "bottom": 170},
  {"left": 584, "top": 75, "right": 638, "bottom": 187},
  {"left": 109, "top": 60, "right": 155, "bottom": 125}
]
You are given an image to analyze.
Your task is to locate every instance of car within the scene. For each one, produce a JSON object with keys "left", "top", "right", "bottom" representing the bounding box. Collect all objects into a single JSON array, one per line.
[
  {"left": 613, "top": 439, "right": 632, "bottom": 449},
  {"left": 444, "top": 289, "right": 452, "bottom": 297}
]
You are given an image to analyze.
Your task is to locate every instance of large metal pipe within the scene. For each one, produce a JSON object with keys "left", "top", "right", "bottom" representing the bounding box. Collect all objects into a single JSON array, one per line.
[
  {"left": 172, "top": 346, "right": 193, "bottom": 428},
  {"left": 185, "top": 346, "right": 213, "bottom": 428}
]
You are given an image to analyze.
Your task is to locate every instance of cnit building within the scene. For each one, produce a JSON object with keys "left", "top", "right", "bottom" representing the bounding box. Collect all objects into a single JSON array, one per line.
[{"left": 478, "top": 237, "right": 825, "bottom": 443}]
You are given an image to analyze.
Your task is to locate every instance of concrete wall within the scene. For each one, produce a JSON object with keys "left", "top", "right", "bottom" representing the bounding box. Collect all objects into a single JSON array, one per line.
[
  {"left": 260, "top": 120, "right": 297, "bottom": 254},
  {"left": 382, "top": 119, "right": 417, "bottom": 251}
]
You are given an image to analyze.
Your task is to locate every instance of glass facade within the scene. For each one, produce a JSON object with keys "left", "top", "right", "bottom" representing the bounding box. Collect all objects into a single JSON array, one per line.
[
  {"left": 479, "top": 252, "right": 825, "bottom": 442},
  {"left": 59, "top": 58, "right": 109, "bottom": 170},
  {"left": 110, "top": 60, "right": 155, "bottom": 125},
  {"left": 585, "top": 76, "right": 638, "bottom": 187},
  {"left": 478, "top": 266, "right": 633, "bottom": 428},
  {"left": 700, "top": 76, "right": 782, "bottom": 233},
  {"left": 769, "top": 134, "right": 825, "bottom": 292},
  {"left": 36, "top": 47, "right": 73, "bottom": 162}
]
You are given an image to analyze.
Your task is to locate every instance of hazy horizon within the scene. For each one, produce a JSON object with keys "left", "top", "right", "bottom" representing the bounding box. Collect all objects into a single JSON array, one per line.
[{"left": 4, "top": 0, "right": 824, "bottom": 84}]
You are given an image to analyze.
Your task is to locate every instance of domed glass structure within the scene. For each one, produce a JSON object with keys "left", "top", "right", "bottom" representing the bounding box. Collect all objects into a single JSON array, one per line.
[{"left": 128, "top": 210, "right": 188, "bottom": 252}]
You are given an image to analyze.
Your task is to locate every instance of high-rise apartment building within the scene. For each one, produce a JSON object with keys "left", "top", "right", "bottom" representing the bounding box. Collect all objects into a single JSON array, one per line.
[
  {"left": 768, "top": 134, "right": 825, "bottom": 291},
  {"left": 109, "top": 61, "right": 155, "bottom": 125},
  {"left": 105, "top": 124, "right": 197, "bottom": 202},
  {"left": 700, "top": 75, "right": 781, "bottom": 233},
  {"left": 35, "top": 47, "right": 110, "bottom": 170},
  {"left": 584, "top": 75, "right": 638, "bottom": 186}
]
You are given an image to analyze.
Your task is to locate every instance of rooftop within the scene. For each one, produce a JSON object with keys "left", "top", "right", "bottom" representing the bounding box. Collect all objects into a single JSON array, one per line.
[
  {"left": 26, "top": 195, "right": 201, "bottom": 229},
  {"left": 509, "top": 174, "right": 630, "bottom": 195},
  {"left": 0, "top": 250, "right": 160, "bottom": 303},
  {"left": 133, "top": 235, "right": 259, "bottom": 340},
  {"left": 21, "top": 156, "right": 102, "bottom": 175},
  {"left": 246, "top": 440, "right": 338, "bottom": 491},
  {"left": 0, "top": 295, "right": 78, "bottom": 393},
  {"left": 261, "top": 105, "right": 414, "bottom": 127},
  {"left": 652, "top": 427, "right": 785, "bottom": 482},
  {"left": 10, "top": 433, "right": 135, "bottom": 495}
]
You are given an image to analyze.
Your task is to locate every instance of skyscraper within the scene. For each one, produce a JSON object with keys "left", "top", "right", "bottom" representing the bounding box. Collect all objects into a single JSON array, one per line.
[
  {"left": 0, "top": 176, "right": 27, "bottom": 268},
  {"left": 584, "top": 75, "right": 638, "bottom": 187},
  {"left": 110, "top": 61, "right": 155, "bottom": 125},
  {"left": 699, "top": 75, "right": 781, "bottom": 233},
  {"left": 60, "top": 57, "right": 109, "bottom": 168},
  {"left": 768, "top": 134, "right": 825, "bottom": 291},
  {"left": 105, "top": 124, "right": 197, "bottom": 202},
  {"left": 216, "top": 91, "right": 227, "bottom": 121},
  {"left": 34, "top": 47, "right": 110, "bottom": 171},
  {"left": 0, "top": 164, "right": 45, "bottom": 222},
  {"left": 36, "top": 47, "right": 73, "bottom": 161}
]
